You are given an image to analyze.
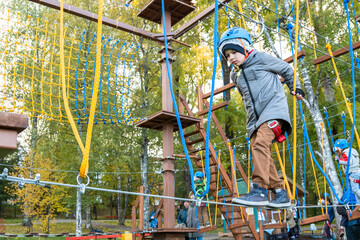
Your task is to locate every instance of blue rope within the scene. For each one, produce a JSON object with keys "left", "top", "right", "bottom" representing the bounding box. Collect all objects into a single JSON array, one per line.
[
  {"left": 121, "top": 44, "right": 134, "bottom": 124},
  {"left": 75, "top": 31, "right": 86, "bottom": 124},
  {"left": 106, "top": 40, "right": 119, "bottom": 124},
  {"left": 99, "top": 38, "right": 111, "bottom": 124},
  {"left": 285, "top": 132, "right": 302, "bottom": 221},
  {"left": 125, "top": 46, "right": 139, "bottom": 122},
  {"left": 324, "top": 110, "right": 346, "bottom": 191},
  {"left": 214, "top": 146, "right": 231, "bottom": 228},
  {"left": 350, "top": 0, "right": 360, "bottom": 38},
  {"left": 342, "top": 113, "right": 347, "bottom": 139},
  {"left": 232, "top": 147, "right": 235, "bottom": 224},
  {"left": 246, "top": 137, "right": 253, "bottom": 170},
  {"left": 344, "top": 0, "right": 357, "bottom": 192},
  {"left": 82, "top": 33, "right": 96, "bottom": 124},
  {"left": 160, "top": 0, "right": 216, "bottom": 197},
  {"left": 299, "top": 101, "right": 343, "bottom": 204},
  {"left": 288, "top": 0, "right": 303, "bottom": 58},
  {"left": 274, "top": 0, "right": 283, "bottom": 59},
  {"left": 113, "top": 42, "right": 127, "bottom": 124},
  {"left": 286, "top": 23, "right": 304, "bottom": 62}
]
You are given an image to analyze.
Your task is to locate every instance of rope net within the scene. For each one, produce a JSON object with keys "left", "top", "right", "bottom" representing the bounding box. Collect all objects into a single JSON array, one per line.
[{"left": 0, "top": 10, "right": 139, "bottom": 124}]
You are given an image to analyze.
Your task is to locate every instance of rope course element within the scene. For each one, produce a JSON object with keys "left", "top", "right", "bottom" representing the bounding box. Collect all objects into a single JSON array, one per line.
[{"left": 0, "top": 9, "right": 139, "bottom": 124}]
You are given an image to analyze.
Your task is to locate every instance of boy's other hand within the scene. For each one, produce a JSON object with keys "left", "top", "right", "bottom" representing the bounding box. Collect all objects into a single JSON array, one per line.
[{"left": 291, "top": 88, "right": 305, "bottom": 100}]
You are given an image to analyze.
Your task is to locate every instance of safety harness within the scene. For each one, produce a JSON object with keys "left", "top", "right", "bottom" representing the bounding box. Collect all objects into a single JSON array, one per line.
[{"left": 268, "top": 120, "right": 286, "bottom": 143}]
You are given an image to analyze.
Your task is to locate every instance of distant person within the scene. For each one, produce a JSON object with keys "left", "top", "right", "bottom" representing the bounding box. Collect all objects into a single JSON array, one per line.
[
  {"left": 176, "top": 201, "right": 189, "bottom": 228},
  {"left": 187, "top": 192, "right": 204, "bottom": 240},
  {"left": 319, "top": 194, "right": 334, "bottom": 240}
]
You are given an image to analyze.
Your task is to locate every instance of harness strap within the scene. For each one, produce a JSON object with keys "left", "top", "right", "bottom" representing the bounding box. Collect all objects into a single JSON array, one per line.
[
  {"left": 268, "top": 120, "right": 286, "bottom": 143},
  {"left": 349, "top": 176, "right": 360, "bottom": 184}
]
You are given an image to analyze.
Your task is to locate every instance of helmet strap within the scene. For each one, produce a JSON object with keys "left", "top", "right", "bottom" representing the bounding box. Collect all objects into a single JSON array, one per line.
[{"left": 239, "top": 39, "right": 248, "bottom": 59}]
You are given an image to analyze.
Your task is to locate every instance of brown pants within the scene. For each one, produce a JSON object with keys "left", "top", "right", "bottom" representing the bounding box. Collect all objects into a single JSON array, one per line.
[
  {"left": 197, "top": 206, "right": 209, "bottom": 225},
  {"left": 250, "top": 121, "right": 283, "bottom": 190}
]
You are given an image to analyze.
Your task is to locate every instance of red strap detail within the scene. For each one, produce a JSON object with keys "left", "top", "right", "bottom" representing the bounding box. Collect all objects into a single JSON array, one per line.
[
  {"left": 352, "top": 179, "right": 360, "bottom": 184},
  {"left": 268, "top": 120, "right": 286, "bottom": 143},
  {"left": 341, "top": 152, "right": 349, "bottom": 162}
]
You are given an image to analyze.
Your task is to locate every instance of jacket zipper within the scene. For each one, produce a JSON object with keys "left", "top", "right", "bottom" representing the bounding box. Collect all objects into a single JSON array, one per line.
[{"left": 241, "top": 67, "right": 259, "bottom": 120}]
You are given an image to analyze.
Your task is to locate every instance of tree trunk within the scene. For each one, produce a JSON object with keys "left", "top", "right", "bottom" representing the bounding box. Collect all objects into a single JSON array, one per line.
[
  {"left": 110, "top": 195, "right": 113, "bottom": 217},
  {"left": 85, "top": 205, "right": 91, "bottom": 229},
  {"left": 117, "top": 173, "right": 123, "bottom": 226},
  {"left": 121, "top": 176, "right": 131, "bottom": 224}
]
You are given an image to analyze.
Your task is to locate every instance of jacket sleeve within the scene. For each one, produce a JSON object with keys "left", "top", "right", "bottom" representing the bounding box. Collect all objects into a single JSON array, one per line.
[
  {"left": 261, "top": 52, "right": 301, "bottom": 91},
  {"left": 337, "top": 206, "right": 348, "bottom": 217}
]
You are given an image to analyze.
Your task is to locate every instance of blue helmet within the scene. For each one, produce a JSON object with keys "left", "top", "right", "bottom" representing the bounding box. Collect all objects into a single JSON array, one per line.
[
  {"left": 219, "top": 27, "right": 252, "bottom": 46},
  {"left": 195, "top": 171, "right": 203, "bottom": 178},
  {"left": 335, "top": 139, "right": 348, "bottom": 150}
]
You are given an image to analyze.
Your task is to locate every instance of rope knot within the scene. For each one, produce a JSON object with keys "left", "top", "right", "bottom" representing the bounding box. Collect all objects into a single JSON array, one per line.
[{"left": 325, "top": 43, "right": 331, "bottom": 50}]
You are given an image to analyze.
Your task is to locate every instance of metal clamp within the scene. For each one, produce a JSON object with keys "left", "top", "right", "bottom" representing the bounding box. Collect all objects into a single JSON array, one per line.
[
  {"left": 1, "top": 168, "right": 8, "bottom": 180},
  {"left": 19, "top": 177, "right": 25, "bottom": 189},
  {"left": 77, "top": 174, "right": 90, "bottom": 194},
  {"left": 34, "top": 173, "right": 41, "bottom": 185}
]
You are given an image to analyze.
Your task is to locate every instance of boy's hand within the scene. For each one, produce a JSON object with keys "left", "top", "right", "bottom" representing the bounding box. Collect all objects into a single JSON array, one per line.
[{"left": 291, "top": 88, "right": 305, "bottom": 100}]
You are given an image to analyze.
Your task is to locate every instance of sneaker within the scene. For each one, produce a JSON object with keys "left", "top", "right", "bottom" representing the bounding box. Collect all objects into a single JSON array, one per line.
[
  {"left": 232, "top": 183, "right": 269, "bottom": 207},
  {"left": 268, "top": 189, "right": 291, "bottom": 208},
  {"left": 339, "top": 228, "right": 344, "bottom": 238}
]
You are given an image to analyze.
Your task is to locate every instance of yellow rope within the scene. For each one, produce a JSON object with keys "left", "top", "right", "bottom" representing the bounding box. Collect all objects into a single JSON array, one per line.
[
  {"left": 309, "top": 148, "right": 325, "bottom": 215},
  {"left": 79, "top": 0, "right": 105, "bottom": 178},
  {"left": 326, "top": 43, "right": 360, "bottom": 147},
  {"left": 305, "top": 0, "right": 319, "bottom": 71},
  {"left": 228, "top": 143, "right": 245, "bottom": 222},
  {"left": 236, "top": 0, "right": 247, "bottom": 30},
  {"left": 321, "top": 122, "right": 328, "bottom": 214},
  {"left": 60, "top": 0, "right": 85, "bottom": 156},
  {"left": 291, "top": 0, "right": 300, "bottom": 201},
  {"left": 200, "top": 151, "right": 213, "bottom": 228},
  {"left": 283, "top": 140, "right": 286, "bottom": 168},
  {"left": 274, "top": 143, "right": 292, "bottom": 199}
]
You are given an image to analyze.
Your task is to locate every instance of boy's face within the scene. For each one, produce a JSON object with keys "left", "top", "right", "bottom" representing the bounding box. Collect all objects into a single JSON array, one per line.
[{"left": 224, "top": 49, "right": 245, "bottom": 66}]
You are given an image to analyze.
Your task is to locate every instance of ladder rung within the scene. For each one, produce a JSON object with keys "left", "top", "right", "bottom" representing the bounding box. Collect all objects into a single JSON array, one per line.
[
  {"left": 198, "top": 101, "right": 229, "bottom": 116},
  {"left": 189, "top": 147, "right": 205, "bottom": 154},
  {"left": 186, "top": 138, "right": 204, "bottom": 145},
  {"left": 184, "top": 129, "right": 200, "bottom": 138},
  {"left": 202, "top": 83, "right": 236, "bottom": 99}
]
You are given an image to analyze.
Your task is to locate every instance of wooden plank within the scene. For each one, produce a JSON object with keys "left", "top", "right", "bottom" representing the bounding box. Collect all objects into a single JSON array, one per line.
[
  {"left": 173, "top": 0, "right": 233, "bottom": 39},
  {"left": 356, "top": 14, "right": 360, "bottom": 23},
  {"left": 197, "top": 102, "right": 229, "bottom": 116},
  {"left": 28, "top": 0, "right": 160, "bottom": 43},
  {"left": 139, "top": 186, "right": 145, "bottom": 231},
  {"left": 263, "top": 222, "right": 286, "bottom": 229},
  {"left": 347, "top": 209, "right": 360, "bottom": 220},
  {"left": 229, "top": 221, "right": 249, "bottom": 230},
  {"left": 202, "top": 83, "right": 235, "bottom": 99},
  {"left": 198, "top": 226, "right": 216, "bottom": 233},
  {"left": 299, "top": 214, "right": 329, "bottom": 226},
  {"left": 66, "top": 235, "right": 123, "bottom": 240},
  {"left": 283, "top": 50, "right": 306, "bottom": 64},
  {"left": 313, "top": 41, "right": 360, "bottom": 65}
]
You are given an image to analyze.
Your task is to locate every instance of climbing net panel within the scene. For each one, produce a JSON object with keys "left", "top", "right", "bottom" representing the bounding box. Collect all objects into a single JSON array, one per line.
[{"left": 0, "top": 10, "right": 139, "bottom": 124}]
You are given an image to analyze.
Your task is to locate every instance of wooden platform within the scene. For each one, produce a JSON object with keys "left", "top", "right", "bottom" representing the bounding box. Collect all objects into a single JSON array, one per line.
[
  {"left": 135, "top": 110, "right": 200, "bottom": 131},
  {"left": 138, "top": 0, "right": 195, "bottom": 26},
  {"left": 347, "top": 209, "right": 360, "bottom": 220},
  {"left": 0, "top": 112, "right": 28, "bottom": 157},
  {"left": 299, "top": 214, "right": 329, "bottom": 226},
  {"left": 313, "top": 41, "right": 360, "bottom": 65}
]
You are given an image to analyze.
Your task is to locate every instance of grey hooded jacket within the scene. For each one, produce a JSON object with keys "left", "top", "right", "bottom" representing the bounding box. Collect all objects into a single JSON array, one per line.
[
  {"left": 339, "top": 148, "right": 359, "bottom": 174},
  {"left": 230, "top": 49, "right": 301, "bottom": 138}
]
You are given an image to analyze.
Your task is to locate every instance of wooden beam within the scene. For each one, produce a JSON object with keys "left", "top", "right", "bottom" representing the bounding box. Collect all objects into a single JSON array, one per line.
[
  {"left": 28, "top": 0, "right": 160, "bottom": 43},
  {"left": 356, "top": 14, "right": 360, "bottom": 23},
  {"left": 173, "top": 0, "right": 232, "bottom": 39},
  {"left": 347, "top": 209, "right": 360, "bottom": 221},
  {"left": 202, "top": 83, "right": 235, "bottom": 100},
  {"left": 283, "top": 50, "right": 306, "bottom": 64},
  {"left": 299, "top": 214, "right": 329, "bottom": 226},
  {"left": 197, "top": 101, "right": 229, "bottom": 116},
  {"left": 313, "top": 41, "right": 360, "bottom": 65}
]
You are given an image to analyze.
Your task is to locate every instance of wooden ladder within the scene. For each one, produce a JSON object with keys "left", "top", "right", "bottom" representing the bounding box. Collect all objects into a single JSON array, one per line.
[{"left": 178, "top": 83, "right": 262, "bottom": 240}]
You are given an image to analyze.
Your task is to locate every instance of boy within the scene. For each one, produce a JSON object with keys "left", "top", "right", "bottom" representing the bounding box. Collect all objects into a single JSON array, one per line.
[
  {"left": 194, "top": 171, "right": 209, "bottom": 226},
  {"left": 218, "top": 27, "right": 305, "bottom": 208},
  {"left": 335, "top": 139, "right": 360, "bottom": 204}
]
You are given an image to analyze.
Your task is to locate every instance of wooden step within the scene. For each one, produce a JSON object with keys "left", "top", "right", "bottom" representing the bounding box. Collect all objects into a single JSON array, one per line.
[
  {"left": 263, "top": 222, "right": 286, "bottom": 229},
  {"left": 229, "top": 221, "right": 249, "bottom": 230},
  {"left": 347, "top": 209, "right": 360, "bottom": 220},
  {"left": 186, "top": 138, "right": 204, "bottom": 145},
  {"left": 198, "top": 226, "right": 216, "bottom": 233},
  {"left": 184, "top": 129, "right": 200, "bottom": 137},
  {"left": 202, "top": 83, "right": 236, "bottom": 99},
  {"left": 198, "top": 101, "right": 229, "bottom": 116},
  {"left": 189, "top": 147, "right": 205, "bottom": 154},
  {"left": 299, "top": 214, "right": 329, "bottom": 226}
]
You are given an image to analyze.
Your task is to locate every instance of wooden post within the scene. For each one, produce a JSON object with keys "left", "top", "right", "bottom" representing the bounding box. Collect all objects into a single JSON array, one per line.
[{"left": 139, "top": 186, "right": 145, "bottom": 231}]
